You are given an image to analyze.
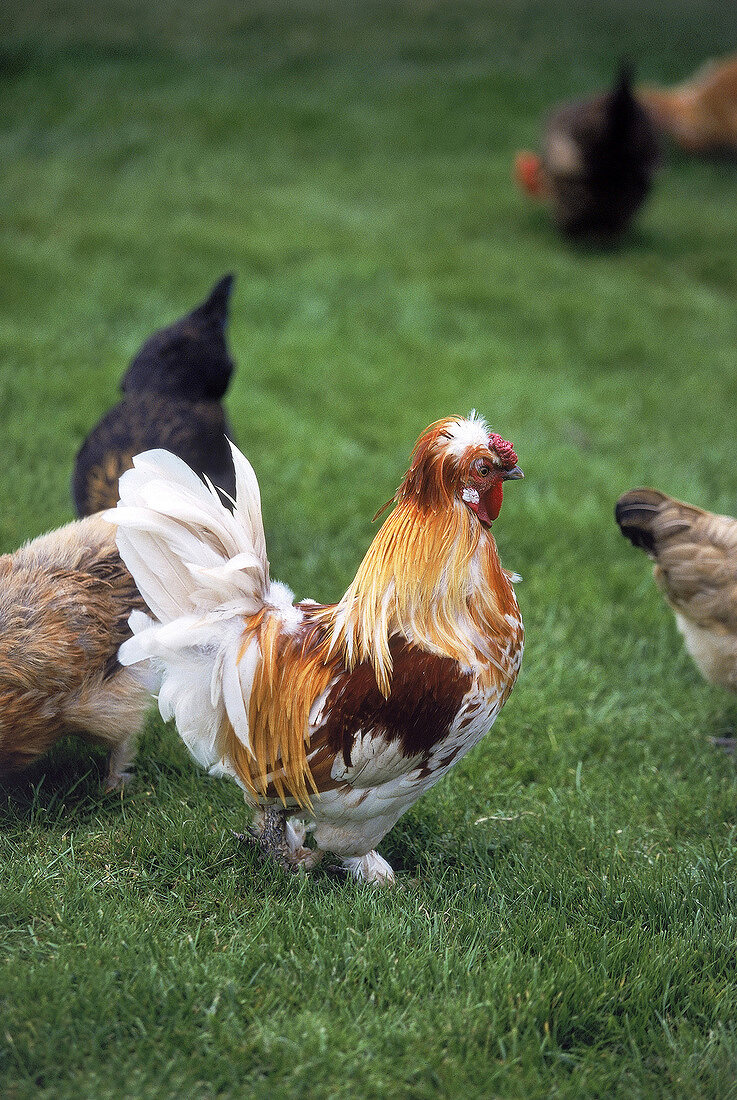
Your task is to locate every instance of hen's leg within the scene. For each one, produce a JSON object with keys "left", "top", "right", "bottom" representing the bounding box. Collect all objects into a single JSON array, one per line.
[
  {"left": 104, "top": 733, "right": 137, "bottom": 790},
  {"left": 340, "top": 851, "right": 395, "bottom": 885}
]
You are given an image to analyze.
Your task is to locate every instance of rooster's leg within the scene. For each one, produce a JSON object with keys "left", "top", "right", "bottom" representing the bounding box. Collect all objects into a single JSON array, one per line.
[
  {"left": 246, "top": 807, "right": 322, "bottom": 871},
  {"left": 340, "top": 851, "right": 395, "bottom": 886}
]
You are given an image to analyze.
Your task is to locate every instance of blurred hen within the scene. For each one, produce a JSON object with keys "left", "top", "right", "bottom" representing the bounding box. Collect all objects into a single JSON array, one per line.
[
  {"left": 110, "top": 415, "right": 525, "bottom": 884},
  {"left": 515, "top": 68, "right": 660, "bottom": 242},
  {"left": 73, "top": 274, "right": 238, "bottom": 515},
  {"left": 638, "top": 54, "right": 737, "bottom": 156}
]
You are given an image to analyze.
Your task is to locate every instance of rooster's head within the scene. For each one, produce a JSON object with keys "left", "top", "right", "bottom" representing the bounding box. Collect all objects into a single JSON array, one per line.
[{"left": 394, "top": 413, "right": 523, "bottom": 528}]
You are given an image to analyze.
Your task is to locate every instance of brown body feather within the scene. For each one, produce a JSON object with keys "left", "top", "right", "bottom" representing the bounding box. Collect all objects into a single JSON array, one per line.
[
  {"left": 0, "top": 514, "right": 153, "bottom": 783},
  {"left": 317, "top": 637, "right": 474, "bottom": 764}
]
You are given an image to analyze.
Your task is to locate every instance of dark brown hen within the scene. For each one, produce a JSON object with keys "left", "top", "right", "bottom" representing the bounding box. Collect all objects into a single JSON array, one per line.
[
  {"left": 515, "top": 68, "right": 661, "bottom": 243},
  {"left": 73, "top": 275, "right": 237, "bottom": 515}
]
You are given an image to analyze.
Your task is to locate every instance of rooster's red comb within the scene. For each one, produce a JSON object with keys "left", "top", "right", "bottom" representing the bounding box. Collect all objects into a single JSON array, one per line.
[{"left": 489, "top": 433, "right": 518, "bottom": 470}]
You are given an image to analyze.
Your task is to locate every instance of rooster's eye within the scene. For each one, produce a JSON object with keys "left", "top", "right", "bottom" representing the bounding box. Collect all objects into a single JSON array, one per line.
[{"left": 477, "top": 463, "right": 490, "bottom": 477}]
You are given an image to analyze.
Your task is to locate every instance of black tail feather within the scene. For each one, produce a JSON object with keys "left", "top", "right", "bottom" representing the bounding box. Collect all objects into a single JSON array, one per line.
[
  {"left": 607, "top": 64, "right": 638, "bottom": 142},
  {"left": 192, "top": 273, "right": 236, "bottom": 331},
  {"left": 615, "top": 488, "right": 667, "bottom": 555},
  {"left": 121, "top": 273, "right": 237, "bottom": 399}
]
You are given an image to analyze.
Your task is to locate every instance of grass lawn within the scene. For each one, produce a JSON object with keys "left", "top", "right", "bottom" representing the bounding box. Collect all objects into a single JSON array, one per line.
[{"left": 2, "top": 1, "right": 737, "bottom": 1095}]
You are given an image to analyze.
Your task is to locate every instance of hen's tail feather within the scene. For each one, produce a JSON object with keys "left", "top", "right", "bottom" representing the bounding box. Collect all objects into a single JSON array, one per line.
[
  {"left": 615, "top": 488, "right": 670, "bottom": 555},
  {"left": 616, "top": 488, "right": 697, "bottom": 557}
]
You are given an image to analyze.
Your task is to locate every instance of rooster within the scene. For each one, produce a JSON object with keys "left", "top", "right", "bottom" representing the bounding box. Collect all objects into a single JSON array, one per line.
[
  {"left": 109, "top": 415, "right": 524, "bottom": 884},
  {"left": 638, "top": 54, "right": 737, "bottom": 156},
  {"left": 616, "top": 488, "right": 737, "bottom": 749},
  {"left": 514, "top": 67, "right": 660, "bottom": 242},
  {"left": 73, "top": 274, "right": 238, "bottom": 516},
  {"left": 0, "top": 515, "right": 154, "bottom": 787}
]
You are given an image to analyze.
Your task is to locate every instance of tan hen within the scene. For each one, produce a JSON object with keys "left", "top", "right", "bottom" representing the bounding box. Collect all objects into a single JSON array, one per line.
[
  {"left": 0, "top": 514, "right": 154, "bottom": 786},
  {"left": 616, "top": 488, "right": 737, "bottom": 748}
]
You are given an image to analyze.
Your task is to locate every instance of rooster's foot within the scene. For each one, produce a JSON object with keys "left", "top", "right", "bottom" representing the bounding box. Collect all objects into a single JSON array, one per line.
[
  {"left": 340, "top": 850, "right": 395, "bottom": 886},
  {"left": 240, "top": 808, "right": 321, "bottom": 873},
  {"left": 323, "top": 862, "right": 350, "bottom": 880},
  {"left": 283, "top": 818, "right": 323, "bottom": 870},
  {"left": 231, "top": 825, "right": 293, "bottom": 873}
]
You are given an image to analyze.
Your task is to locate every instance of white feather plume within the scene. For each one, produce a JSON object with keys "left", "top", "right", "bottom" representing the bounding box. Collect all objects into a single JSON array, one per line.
[
  {"left": 105, "top": 442, "right": 292, "bottom": 779},
  {"left": 107, "top": 443, "right": 269, "bottom": 625}
]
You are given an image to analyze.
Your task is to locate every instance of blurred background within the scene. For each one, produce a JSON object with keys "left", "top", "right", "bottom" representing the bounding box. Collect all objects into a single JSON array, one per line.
[{"left": 2, "top": 1, "right": 736, "bottom": 581}]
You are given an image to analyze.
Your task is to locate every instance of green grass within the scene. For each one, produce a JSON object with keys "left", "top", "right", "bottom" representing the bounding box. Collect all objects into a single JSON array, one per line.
[{"left": 2, "top": 1, "right": 737, "bottom": 1095}]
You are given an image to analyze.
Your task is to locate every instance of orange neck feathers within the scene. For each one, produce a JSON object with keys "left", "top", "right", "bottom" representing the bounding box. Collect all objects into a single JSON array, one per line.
[
  {"left": 327, "top": 416, "right": 520, "bottom": 695},
  {"left": 327, "top": 495, "right": 517, "bottom": 697}
]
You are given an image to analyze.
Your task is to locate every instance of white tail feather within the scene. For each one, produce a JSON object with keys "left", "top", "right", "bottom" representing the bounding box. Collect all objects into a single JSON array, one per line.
[
  {"left": 105, "top": 443, "right": 289, "bottom": 780},
  {"left": 107, "top": 442, "right": 269, "bottom": 626}
]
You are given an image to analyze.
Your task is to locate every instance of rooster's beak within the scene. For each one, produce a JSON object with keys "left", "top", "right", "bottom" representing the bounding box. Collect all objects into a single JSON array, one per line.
[{"left": 502, "top": 465, "right": 524, "bottom": 481}]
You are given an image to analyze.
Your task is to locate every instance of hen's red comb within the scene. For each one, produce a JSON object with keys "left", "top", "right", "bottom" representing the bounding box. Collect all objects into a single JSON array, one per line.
[{"left": 489, "top": 433, "right": 518, "bottom": 469}]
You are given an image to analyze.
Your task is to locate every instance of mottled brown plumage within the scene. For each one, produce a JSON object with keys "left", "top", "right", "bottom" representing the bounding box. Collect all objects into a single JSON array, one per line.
[
  {"left": 616, "top": 488, "right": 737, "bottom": 697},
  {"left": 0, "top": 514, "right": 154, "bottom": 785}
]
